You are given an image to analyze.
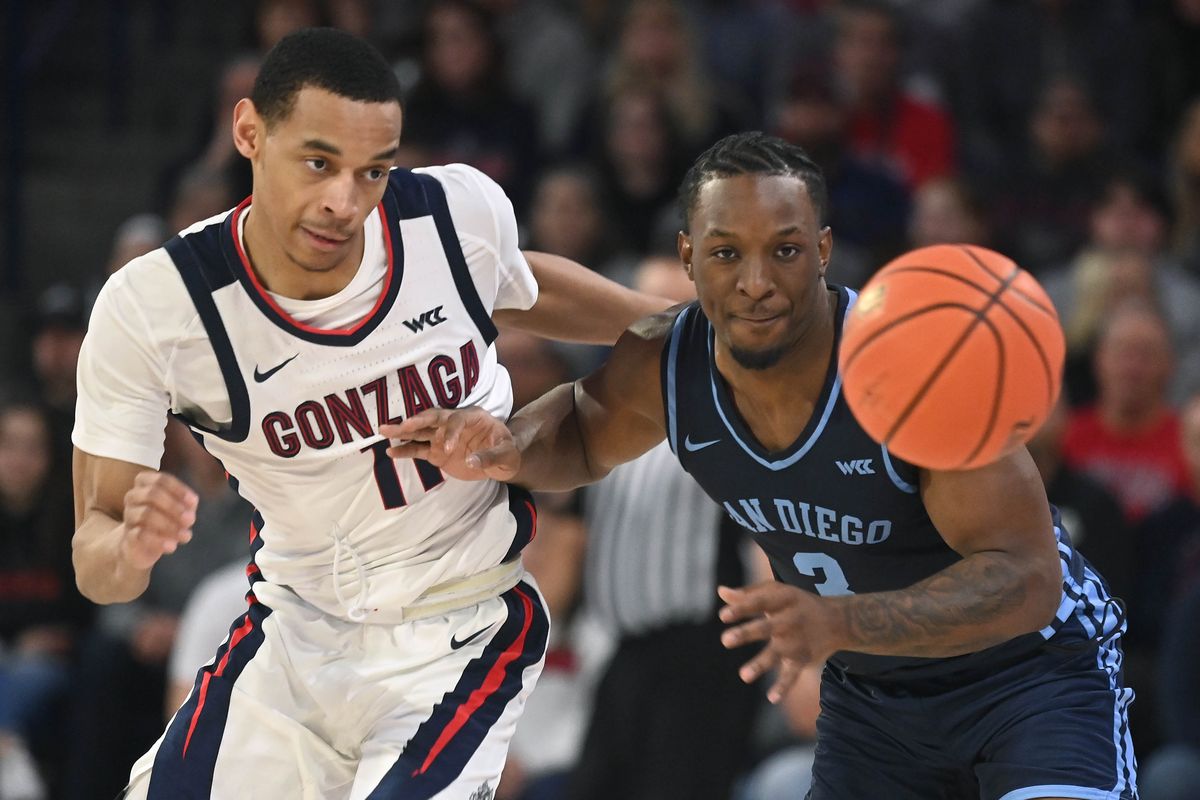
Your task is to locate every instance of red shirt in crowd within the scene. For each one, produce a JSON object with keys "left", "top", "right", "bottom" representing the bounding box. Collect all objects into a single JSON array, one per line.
[
  {"left": 847, "top": 92, "right": 954, "bottom": 189},
  {"left": 1062, "top": 406, "right": 1192, "bottom": 523}
]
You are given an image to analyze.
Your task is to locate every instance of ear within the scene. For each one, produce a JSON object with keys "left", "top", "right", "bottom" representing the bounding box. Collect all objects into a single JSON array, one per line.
[
  {"left": 817, "top": 226, "right": 833, "bottom": 278},
  {"left": 677, "top": 231, "right": 694, "bottom": 280},
  {"left": 232, "top": 98, "right": 263, "bottom": 161}
]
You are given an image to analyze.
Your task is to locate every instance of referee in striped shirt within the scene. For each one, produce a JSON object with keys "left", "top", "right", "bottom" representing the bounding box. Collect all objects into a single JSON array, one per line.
[{"left": 566, "top": 258, "right": 760, "bottom": 800}]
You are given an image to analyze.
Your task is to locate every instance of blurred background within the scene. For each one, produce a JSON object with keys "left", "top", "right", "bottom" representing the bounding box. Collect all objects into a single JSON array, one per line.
[{"left": 2, "top": 0, "right": 1200, "bottom": 798}]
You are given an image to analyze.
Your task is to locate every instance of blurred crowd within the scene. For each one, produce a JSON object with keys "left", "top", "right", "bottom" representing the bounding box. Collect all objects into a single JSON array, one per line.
[{"left": 3, "top": 0, "right": 1200, "bottom": 798}]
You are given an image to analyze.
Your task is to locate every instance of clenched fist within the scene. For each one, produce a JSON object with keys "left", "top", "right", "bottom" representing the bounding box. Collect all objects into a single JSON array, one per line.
[{"left": 121, "top": 471, "right": 198, "bottom": 570}]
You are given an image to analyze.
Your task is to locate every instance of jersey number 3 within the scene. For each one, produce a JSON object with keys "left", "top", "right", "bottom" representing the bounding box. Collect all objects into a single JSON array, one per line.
[
  {"left": 792, "top": 552, "right": 854, "bottom": 596},
  {"left": 362, "top": 440, "right": 444, "bottom": 509}
]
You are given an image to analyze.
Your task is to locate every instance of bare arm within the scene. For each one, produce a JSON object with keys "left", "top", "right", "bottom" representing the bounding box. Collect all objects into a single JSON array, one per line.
[
  {"left": 384, "top": 308, "right": 676, "bottom": 490},
  {"left": 494, "top": 251, "right": 671, "bottom": 345},
  {"left": 73, "top": 447, "right": 197, "bottom": 604},
  {"left": 720, "top": 447, "right": 1063, "bottom": 698}
]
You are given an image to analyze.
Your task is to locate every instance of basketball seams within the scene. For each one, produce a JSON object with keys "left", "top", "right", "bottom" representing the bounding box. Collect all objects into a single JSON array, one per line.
[
  {"left": 841, "top": 302, "right": 983, "bottom": 375},
  {"left": 876, "top": 265, "right": 997, "bottom": 297},
  {"left": 959, "top": 318, "right": 1005, "bottom": 469}
]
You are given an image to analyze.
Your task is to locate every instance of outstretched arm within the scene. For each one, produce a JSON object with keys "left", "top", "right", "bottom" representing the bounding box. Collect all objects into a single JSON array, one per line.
[
  {"left": 495, "top": 251, "right": 671, "bottom": 344},
  {"left": 719, "top": 447, "right": 1063, "bottom": 701},
  {"left": 385, "top": 309, "right": 676, "bottom": 490}
]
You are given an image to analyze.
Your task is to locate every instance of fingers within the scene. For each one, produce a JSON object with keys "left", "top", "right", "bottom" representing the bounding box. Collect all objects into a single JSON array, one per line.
[
  {"left": 721, "top": 617, "right": 772, "bottom": 649},
  {"left": 717, "top": 581, "right": 791, "bottom": 623},
  {"left": 737, "top": 645, "right": 779, "bottom": 686},
  {"left": 767, "top": 660, "right": 800, "bottom": 704},
  {"left": 122, "top": 472, "right": 197, "bottom": 568},
  {"left": 467, "top": 444, "right": 520, "bottom": 480},
  {"left": 380, "top": 410, "right": 452, "bottom": 441}
]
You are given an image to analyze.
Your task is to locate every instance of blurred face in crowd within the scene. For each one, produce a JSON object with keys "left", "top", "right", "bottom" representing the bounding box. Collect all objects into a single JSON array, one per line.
[
  {"left": 621, "top": 0, "right": 687, "bottom": 78},
  {"left": 426, "top": 2, "right": 493, "bottom": 94},
  {"left": 1090, "top": 182, "right": 1167, "bottom": 255},
  {"left": 1174, "top": 100, "right": 1200, "bottom": 177},
  {"left": 530, "top": 171, "right": 603, "bottom": 262},
  {"left": 256, "top": 0, "right": 320, "bottom": 52},
  {"left": 607, "top": 89, "right": 669, "bottom": 174},
  {"left": 1030, "top": 78, "right": 1101, "bottom": 166},
  {"left": 33, "top": 324, "right": 85, "bottom": 404},
  {"left": 1094, "top": 305, "right": 1174, "bottom": 424},
  {"left": 495, "top": 331, "right": 569, "bottom": 411},
  {"left": 1103, "top": 250, "right": 1156, "bottom": 307},
  {"left": 681, "top": 174, "right": 832, "bottom": 371},
  {"left": 834, "top": 7, "right": 900, "bottom": 104},
  {"left": 774, "top": 90, "right": 843, "bottom": 154},
  {"left": 0, "top": 406, "right": 52, "bottom": 509},
  {"left": 234, "top": 86, "right": 401, "bottom": 290},
  {"left": 908, "top": 178, "right": 987, "bottom": 248}
]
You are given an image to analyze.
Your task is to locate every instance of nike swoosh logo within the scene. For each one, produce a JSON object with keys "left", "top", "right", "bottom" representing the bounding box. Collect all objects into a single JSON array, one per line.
[
  {"left": 450, "top": 623, "right": 496, "bottom": 650},
  {"left": 683, "top": 435, "right": 721, "bottom": 452},
  {"left": 253, "top": 353, "right": 299, "bottom": 383}
]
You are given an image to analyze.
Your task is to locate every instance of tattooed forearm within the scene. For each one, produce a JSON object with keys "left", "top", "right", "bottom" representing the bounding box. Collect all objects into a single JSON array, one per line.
[{"left": 831, "top": 552, "right": 1044, "bottom": 659}]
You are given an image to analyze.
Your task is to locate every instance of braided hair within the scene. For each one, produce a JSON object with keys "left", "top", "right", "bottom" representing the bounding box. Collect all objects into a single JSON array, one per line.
[{"left": 678, "top": 131, "right": 827, "bottom": 232}]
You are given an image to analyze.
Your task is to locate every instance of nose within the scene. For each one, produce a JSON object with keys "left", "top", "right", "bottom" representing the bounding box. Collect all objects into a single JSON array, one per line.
[
  {"left": 736, "top": 255, "right": 775, "bottom": 301},
  {"left": 321, "top": 172, "right": 359, "bottom": 223}
]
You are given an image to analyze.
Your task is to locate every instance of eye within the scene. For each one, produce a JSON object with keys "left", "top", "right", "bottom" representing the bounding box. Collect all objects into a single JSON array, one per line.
[
  {"left": 365, "top": 167, "right": 388, "bottom": 182},
  {"left": 305, "top": 158, "right": 328, "bottom": 173},
  {"left": 711, "top": 247, "right": 738, "bottom": 261},
  {"left": 777, "top": 244, "right": 802, "bottom": 259}
]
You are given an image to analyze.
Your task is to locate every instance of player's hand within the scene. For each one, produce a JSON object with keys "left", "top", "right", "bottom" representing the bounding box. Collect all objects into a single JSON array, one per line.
[
  {"left": 381, "top": 408, "right": 520, "bottom": 482},
  {"left": 717, "top": 581, "right": 838, "bottom": 703},
  {"left": 121, "top": 471, "right": 198, "bottom": 570}
]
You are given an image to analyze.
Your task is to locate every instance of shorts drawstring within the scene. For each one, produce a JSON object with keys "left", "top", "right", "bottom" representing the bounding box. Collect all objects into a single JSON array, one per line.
[{"left": 330, "top": 521, "right": 370, "bottom": 622}]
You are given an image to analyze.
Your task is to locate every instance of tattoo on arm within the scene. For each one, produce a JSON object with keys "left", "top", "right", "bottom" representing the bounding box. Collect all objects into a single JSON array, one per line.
[{"left": 839, "top": 553, "right": 1028, "bottom": 658}]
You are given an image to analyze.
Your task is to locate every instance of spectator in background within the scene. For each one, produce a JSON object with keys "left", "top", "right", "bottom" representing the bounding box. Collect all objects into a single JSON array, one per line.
[
  {"left": 989, "top": 75, "right": 1110, "bottom": 275},
  {"left": 29, "top": 284, "right": 87, "bottom": 474},
  {"left": 63, "top": 421, "right": 250, "bottom": 799},
  {"left": 1063, "top": 303, "right": 1190, "bottom": 526},
  {"left": 1168, "top": 98, "right": 1200, "bottom": 275},
  {"left": 587, "top": 84, "right": 688, "bottom": 256},
  {"left": 832, "top": 0, "right": 955, "bottom": 190},
  {"left": 166, "top": 165, "right": 236, "bottom": 235},
  {"left": 566, "top": 256, "right": 759, "bottom": 800},
  {"left": 1145, "top": 0, "right": 1200, "bottom": 159},
  {"left": 1042, "top": 168, "right": 1200, "bottom": 405},
  {"left": 251, "top": 0, "right": 323, "bottom": 53},
  {"left": 602, "top": 0, "right": 750, "bottom": 157},
  {"left": 772, "top": 68, "right": 910, "bottom": 288},
  {"left": 104, "top": 214, "right": 168, "bottom": 278},
  {"left": 907, "top": 176, "right": 989, "bottom": 249},
  {"left": 956, "top": 0, "right": 1147, "bottom": 171},
  {"left": 480, "top": 0, "right": 596, "bottom": 155},
  {"left": 398, "top": 0, "right": 541, "bottom": 213},
  {"left": 527, "top": 165, "right": 635, "bottom": 285},
  {"left": 0, "top": 395, "right": 91, "bottom": 800}
]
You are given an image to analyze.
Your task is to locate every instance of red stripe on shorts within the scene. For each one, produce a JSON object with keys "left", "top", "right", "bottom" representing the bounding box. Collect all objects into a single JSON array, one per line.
[{"left": 182, "top": 613, "right": 255, "bottom": 757}]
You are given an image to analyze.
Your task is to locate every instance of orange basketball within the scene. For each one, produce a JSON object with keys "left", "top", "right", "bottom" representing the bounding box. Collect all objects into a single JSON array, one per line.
[{"left": 839, "top": 244, "right": 1065, "bottom": 471}]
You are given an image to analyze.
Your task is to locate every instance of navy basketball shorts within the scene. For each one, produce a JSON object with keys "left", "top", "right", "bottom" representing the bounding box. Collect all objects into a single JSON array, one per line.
[
  {"left": 808, "top": 639, "right": 1137, "bottom": 800},
  {"left": 124, "top": 577, "right": 549, "bottom": 800}
]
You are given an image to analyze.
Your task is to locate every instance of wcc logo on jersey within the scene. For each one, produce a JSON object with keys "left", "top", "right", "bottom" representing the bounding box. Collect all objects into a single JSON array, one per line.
[
  {"left": 836, "top": 458, "right": 875, "bottom": 476},
  {"left": 403, "top": 305, "right": 448, "bottom": 333}
]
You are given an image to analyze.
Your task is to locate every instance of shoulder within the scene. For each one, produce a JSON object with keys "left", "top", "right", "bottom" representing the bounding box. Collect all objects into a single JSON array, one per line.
[
  {"left": 90, "top": 245, "right": 199, "bottom": 348},
  {"left": 412, "top": 163, "right": 512, "bottom": 231}
]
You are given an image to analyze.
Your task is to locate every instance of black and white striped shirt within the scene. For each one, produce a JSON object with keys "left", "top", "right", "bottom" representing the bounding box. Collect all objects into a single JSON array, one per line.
[{"left": 582, "top": 441, "right": 741, "bottom": 634}]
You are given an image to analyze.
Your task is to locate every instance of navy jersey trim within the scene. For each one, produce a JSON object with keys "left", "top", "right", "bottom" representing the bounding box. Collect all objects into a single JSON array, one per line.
[
  {"left": 165, "top": 232, "right": 251, "bottom": 443},
  {"left": 662, "top": 305, "right": 693, "bottom": 455},
  {"left": 706, "top": 287, "right": 856, "bottom": 471},
  {"left": 224, "top": 189, "right": 406, "bottom": 346},
  {"left": 366, "top": 581, "right": 548, "bottom": 799},
  {"left": 415, "top": 173, "right": 500, "bottom": 346},
  {"left": 147, "top": 598, "right": 272, "bottom": 798}
]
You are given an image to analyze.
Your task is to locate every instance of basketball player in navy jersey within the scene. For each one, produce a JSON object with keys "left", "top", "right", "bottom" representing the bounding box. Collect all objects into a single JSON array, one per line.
[
  {"left": 72, "top": 29, "right": 668, "bottom": 799},
  {"left": 386, "top": 132, "right": 1138, "bottom": 799}
]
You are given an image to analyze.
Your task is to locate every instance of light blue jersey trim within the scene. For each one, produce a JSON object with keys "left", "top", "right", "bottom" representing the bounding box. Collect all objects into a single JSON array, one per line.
[
  {"left": 998, "top": 786, "right": 1125, "bottom": 800},
  {"left": 664, "top": 307, "right": 690, "bottom": 455},
  {"left": 880, "top": 445, "right": 918, "bottom": 493}
]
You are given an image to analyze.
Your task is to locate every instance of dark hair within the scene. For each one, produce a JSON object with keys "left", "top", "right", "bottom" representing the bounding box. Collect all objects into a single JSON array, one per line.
[
  {"left": 251, "top": 28, "right": 402, "bottom": 127},
  {"left": 677, "top": 131, "right": 828, "bottom": 231}
]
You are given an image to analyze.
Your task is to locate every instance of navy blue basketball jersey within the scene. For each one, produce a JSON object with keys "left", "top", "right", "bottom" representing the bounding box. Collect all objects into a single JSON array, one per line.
[{"left": 662, "top": 286, "right": 1122, "bottom": 679}]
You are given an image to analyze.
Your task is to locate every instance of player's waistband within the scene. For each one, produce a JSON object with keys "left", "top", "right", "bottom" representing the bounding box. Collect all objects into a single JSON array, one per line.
[{"left": 363, "top": 558, "right": 527, "bottom": 625}]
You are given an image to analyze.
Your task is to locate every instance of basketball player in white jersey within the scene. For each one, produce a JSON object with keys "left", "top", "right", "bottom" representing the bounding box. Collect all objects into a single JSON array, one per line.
[{"left": 71, "top": 28, "right": 666, "bottom": 799}]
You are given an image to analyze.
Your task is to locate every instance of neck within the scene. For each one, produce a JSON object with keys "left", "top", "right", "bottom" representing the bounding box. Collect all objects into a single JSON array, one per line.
[
  {"left": 1100, "top": 401, "right": 1164, "bottom": 435},
  {"left": 242, "top": 208, "right": 365, "bottom": 300},
  {"left": 715, "top": 288, "right": 837, "bottom": 451}
]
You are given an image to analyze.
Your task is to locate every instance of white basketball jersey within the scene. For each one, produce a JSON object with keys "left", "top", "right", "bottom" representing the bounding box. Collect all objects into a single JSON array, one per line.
[{"left": 91, "top": 168, "right": 538, "bottom": 620}]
